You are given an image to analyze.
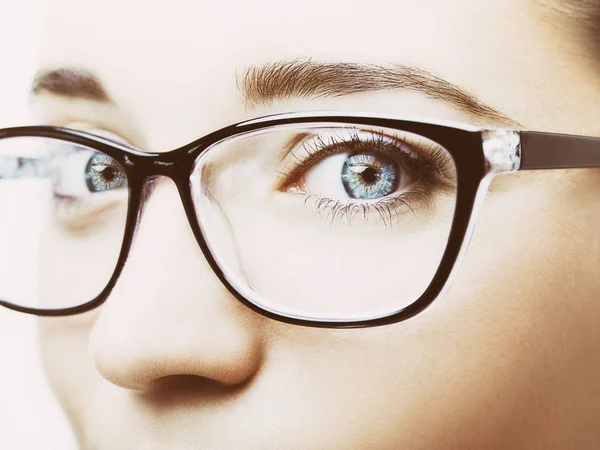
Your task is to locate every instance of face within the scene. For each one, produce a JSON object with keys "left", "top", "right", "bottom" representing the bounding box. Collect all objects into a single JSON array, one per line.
[{"left": 32, "top": 0, "right": 600, "bottom": 448}]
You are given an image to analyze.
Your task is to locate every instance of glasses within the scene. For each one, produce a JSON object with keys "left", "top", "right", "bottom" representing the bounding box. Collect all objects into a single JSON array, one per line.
[{"left": 0, "top": 112, "right": 598, "bottom": 327}]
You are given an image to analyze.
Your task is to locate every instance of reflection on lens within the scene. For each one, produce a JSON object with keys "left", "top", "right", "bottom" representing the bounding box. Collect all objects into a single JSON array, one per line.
[
  {"left": 0, "top": 136, "right": 128, "bottom": 310},
  {"left": 191, "top": 123, "right": 457, "bottom": 321}
]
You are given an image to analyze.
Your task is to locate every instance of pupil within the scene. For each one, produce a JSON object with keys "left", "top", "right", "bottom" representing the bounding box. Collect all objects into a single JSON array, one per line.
[
  {"left": 101, "top": 166, "right": 116, "bottom": 182},
  {"left": 361, "top": 167, "right": 378, "bottom": 184}
]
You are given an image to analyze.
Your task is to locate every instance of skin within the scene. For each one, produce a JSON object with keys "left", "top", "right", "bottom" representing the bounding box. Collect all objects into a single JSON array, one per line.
[{"left": 32, "top": 0, "right": 600, "bottom": 448}]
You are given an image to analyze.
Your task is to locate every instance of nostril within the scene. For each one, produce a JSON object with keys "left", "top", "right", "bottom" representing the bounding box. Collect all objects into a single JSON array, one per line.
[
  {"left": 139, "top": 374, "right": 252, "bottom": 408},
  {"left": 161, "top": 374, "right": 246, "bottom": 392},
  {"left": 151, "top": 374, "right": 224, "bottom": 391}
]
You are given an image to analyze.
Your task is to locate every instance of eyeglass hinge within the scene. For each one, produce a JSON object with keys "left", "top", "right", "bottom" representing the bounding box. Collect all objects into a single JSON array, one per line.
[{"left": 481, "top": 129, "right": 521, "bottom": 174}]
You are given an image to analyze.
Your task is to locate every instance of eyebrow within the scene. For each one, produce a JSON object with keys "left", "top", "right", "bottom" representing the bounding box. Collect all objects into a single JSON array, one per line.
[
  {"left": 242, "top": 60, "right": 519, "bottom": 125},
  {"left": 32, "top": 68, "right": 112, "bottom": 103},
  {"left": 32, "top": 60, "right": 519, "bottom": 126}
]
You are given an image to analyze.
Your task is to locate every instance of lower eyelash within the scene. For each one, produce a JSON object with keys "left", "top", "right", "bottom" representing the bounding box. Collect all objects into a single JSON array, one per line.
[{"left": 298, "top": 180, "right": 435, "bottom": 228}]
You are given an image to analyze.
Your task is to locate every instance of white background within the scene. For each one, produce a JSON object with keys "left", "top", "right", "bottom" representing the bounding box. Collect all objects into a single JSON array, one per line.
[{"left": 0, "top": 1, "right": 77, "bottom": 448}]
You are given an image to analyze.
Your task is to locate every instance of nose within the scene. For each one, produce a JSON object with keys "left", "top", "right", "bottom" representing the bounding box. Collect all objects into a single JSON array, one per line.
[{"left": 88, "top": 178, "right": 265, "bottom": 391}]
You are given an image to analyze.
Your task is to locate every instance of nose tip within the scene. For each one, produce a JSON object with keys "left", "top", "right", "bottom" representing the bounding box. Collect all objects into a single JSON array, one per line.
[{"left": 89, "top": 310, "right": 265, "bottom": 391}]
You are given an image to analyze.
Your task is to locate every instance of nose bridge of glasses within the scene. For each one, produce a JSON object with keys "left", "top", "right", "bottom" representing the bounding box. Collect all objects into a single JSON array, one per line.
[{"left": 132, "top": 148, "right": 194, "bottom": 180}]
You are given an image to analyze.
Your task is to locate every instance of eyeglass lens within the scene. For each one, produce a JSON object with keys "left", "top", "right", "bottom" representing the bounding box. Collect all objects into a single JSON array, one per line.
[{"left": 0, "top": 136, "right": 128, "bottom": 309}]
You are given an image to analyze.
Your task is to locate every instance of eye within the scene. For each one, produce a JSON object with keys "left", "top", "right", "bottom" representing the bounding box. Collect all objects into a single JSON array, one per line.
[
  {"left": 85, "top": 153, "right": 127, "bottom": 193},
  {"left": 49, "top": 126, "right": 131, "bottom": 197},
  {"left": 284, "top": 130, "right": 429, "bottom": 203},
  {"left": 53, "top": 149, "right": 127, "bottom": 198},
  {"left": 305, "top": 150, "right": 407, "bottom": 201},
  {"left": 48, "top": 146, "right": 129, "bottom": 230},
  {"left": 278, "top": 128, "right": 456, "bottom": 226}
]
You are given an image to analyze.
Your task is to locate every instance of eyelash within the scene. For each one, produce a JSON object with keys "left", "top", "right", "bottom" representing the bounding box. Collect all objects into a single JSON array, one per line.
[{"left": 279, "top": 130, "right": 454, "bottom": 227}]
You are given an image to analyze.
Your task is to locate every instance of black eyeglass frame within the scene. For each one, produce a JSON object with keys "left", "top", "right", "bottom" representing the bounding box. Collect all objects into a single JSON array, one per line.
[{"left": 0, "top": 112, "right": 599, "bottom": 328}]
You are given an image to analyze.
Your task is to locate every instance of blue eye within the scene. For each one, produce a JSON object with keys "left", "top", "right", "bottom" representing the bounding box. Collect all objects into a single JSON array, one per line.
[
  {"left": 281, "top": 128, "right": 457, "bottom": 227},
  {"left": 341, "top": 152, "right": 398, "bottom": 200},
  {"left": 85, "top": 153, "right": 127, "bottom": 192}
]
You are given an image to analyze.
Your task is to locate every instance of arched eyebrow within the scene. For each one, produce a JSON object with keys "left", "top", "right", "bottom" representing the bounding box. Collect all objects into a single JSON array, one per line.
[
  {"left": 240, "top": 59, "right": 519, "bottom": 126},
  {"left": 32, "top": 68, "right": 112, "bottom": 103},
  {"left": 31, "top": 60, "right": 520, "bottom": 127}
]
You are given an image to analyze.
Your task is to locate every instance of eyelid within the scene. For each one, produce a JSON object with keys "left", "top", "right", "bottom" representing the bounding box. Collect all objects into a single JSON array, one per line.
[
  {"left": 277, "top": 129, "right": 423, "bottom": 190},
  {"left": 63, "top": 122, "right": 137, "bottom": 149}
]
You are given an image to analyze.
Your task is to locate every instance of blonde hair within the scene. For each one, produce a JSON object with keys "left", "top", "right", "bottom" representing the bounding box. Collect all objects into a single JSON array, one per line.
[
  {"left": 559, "top": 0, "right": 600, "bottom": 48},
  {"left": 567, "top": 0, "right": 599, "bottom": 17}
]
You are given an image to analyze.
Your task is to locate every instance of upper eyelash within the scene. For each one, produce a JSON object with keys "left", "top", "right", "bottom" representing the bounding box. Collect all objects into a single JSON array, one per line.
[
  {"left": 281, "top": 131, "right": 406, "bottom": 187},
  {"left": 293, "top": 130, "right": 416, "bottom": 167},
  {"left": 279, "top": 129, "right": 453, "bottom": 190}
]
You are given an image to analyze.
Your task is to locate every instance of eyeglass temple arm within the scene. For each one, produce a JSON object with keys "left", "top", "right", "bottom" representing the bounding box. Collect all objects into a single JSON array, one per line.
[
  {"left": 0, "top": 156, "right": 49, "bottom": 179},
  {"left": 519, "top": 131, "right": 600, "bottom": 170}
]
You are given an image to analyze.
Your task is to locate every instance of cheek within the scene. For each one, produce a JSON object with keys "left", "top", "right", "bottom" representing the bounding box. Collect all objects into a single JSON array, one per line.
[
  {"left": 38, "top": 208, "right": 127, "bottom": 309},
  {"left": 37, "top": 313, "right": 99, "bottom": 435},
  {"left": 421, "top": 170, "right": 600, "bottom": 443},
  {"left": 267, "top": 171, "right": 600, "bottom": 448},
  {"left": 262, "top": 320, "right": 529, "bottom": 449},
  {"left": 457, "top": 169, "right": 600, "bottom": 324}
]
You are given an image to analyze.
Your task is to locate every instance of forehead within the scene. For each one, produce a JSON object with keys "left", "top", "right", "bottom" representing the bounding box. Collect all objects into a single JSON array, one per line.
[
  {"left": 37, "top": 0, "right": 532, "bottom": 147},
  {"left": 41, "top": 0, "right": 528, "bottom": 74}
]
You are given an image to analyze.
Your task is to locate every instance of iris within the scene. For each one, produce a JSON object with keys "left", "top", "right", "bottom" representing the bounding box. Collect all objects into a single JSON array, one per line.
[
  {"left": 341, "top": 152, "right": 398, "bottom": 200},
  {"left": 85, "top": 154, "right": 127, "bottom": 192}
]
